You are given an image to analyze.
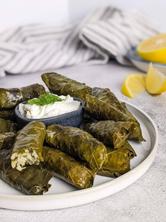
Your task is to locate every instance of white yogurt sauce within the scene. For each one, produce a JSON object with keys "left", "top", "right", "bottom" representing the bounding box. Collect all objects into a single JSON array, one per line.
[{"left": 19, "top": 95, "right": 80, "bottom": 119}]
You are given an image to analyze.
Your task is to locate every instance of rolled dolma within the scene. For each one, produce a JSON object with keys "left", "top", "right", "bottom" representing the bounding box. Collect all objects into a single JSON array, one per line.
[
  {"left": 128, "top": 121, "right": 144, "bottom": 142},
  {"left": 0, "top": 109, "right": 15, "bottom": 120},
  {"left": 42, "top": 73, "right": 129, "bottom": 121},
  {"left": 0, "top": 118, "right": 17, "bottom": 133},
  {"left": 0, "top": 117, "right": 16, "bottom": 150},
  {"left": 0, "top": 84, "right": 46, "bottom": 109},
  {"left": 90, "top": 88, "right": 144, "bottom": 141},
  {"left": 46, "top": 124, "right": 107, "bottom": 172},
  {"left": 85, "top": 94, "right": 130, "bottom": 121},
  {"left": 41, "top": 73, "right": 136, "bottom": 122},
  {"left": 43, "top": 146, "right": 94, "bottom": 189},
  {"left": 0, "top": 132, "right": 16, "bottom": 150},
  {"left": 89, "top": 87, "right": 144, "bottom": 142},
  {"left": 21, "top": 84, "right": 46, "bottom": 100},
  {"left": 119, "top": 141, "right": 136, "bottom": 159},
  {"left": 0, "top": 88, "right": 22, "bottom": 109},
  {"left": 11, "top": 121, "right": 46, "bottom": 171},
  {"left": 0, "top": 150, "right": 52, "bottom": 195},
  {"left": 98, "top": 142, "right": 136, "bottom": 177},
  {"left": 92, "top": 87, "right": 128, "bottom": 114},
  {"left": 92, "top": 88, "right": 136, "bottom": 121},
  {"left": 121, "top": 102, "right": 144, "bottom": 142},
  {"left": 84, "top": 120, "right": 134, "bottom": 148},
  {"left": 42, "top": 73, "right": 92, "bottom": 100}
]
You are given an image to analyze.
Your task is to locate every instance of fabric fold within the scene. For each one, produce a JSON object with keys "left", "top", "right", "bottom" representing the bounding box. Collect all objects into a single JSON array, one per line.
[{"left": 0, "top": 6, "right": 158, "bottom": 77}]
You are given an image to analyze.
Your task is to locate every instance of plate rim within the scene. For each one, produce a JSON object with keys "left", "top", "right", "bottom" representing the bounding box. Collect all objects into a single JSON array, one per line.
[
  {"left": 127, "top": 47, "right": 166, "bottom": 67},
  {"left": 0, "top": 101, "right": 158, "bottom": 211}
]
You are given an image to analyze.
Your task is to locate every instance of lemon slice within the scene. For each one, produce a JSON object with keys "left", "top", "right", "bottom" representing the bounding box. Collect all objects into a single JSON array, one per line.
[
  {"left": 121, "top": 74, "right": 146, "bottom": 98},
  {"left": 137, "top": 33, "right": 166, "bottom": 64},
  {"left": 146, "top": 63, "right": 166, "bottom": 94}
]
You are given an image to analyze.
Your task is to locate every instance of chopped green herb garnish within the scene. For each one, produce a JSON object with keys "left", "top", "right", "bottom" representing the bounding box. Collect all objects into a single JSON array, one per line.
[{"left": 28, "top": 93, "right": 62, "bottom": 106}]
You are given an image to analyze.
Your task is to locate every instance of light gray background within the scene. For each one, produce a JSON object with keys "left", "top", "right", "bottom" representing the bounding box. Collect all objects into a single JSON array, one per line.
[{"left": 0, "top": 0, "right": 165, "bottom": 31}]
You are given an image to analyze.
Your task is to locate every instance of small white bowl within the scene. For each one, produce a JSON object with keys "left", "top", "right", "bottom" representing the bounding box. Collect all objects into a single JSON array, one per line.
[{"left": 15, "top": 99, "right": 84, "bottom": 128}]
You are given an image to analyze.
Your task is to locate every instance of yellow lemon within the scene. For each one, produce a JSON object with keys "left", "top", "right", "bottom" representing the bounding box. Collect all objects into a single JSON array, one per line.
[
  {"left": 137, "top": 33, "right": 166, "bottom": 64},
  {"left": 146, "top": 63, "right": 166, "bottom": 94},
  {"left": 121, "top": 74, "right": 146, "bottom": 98}
]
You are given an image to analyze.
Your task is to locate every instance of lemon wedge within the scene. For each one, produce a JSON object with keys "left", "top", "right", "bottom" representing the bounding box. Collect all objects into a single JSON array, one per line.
[
  {"left": 146, "top": 63, "right": 166, "bottom": 94},
  {"left": 137, "top": 33, "right": 166, "bottom": 64},
  {"left": 121, "top": 74, "right": 146, "bottom": 98}
]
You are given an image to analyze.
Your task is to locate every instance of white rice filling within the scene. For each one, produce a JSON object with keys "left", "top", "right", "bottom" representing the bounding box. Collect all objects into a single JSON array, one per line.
[{"left": 11, "top": 149, "right": 40, "bottom": 171}]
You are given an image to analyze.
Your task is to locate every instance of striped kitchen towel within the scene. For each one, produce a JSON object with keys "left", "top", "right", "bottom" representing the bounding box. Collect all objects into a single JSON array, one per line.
[{"left": 0, "top": 6, "right": 158, "bottom": 77}]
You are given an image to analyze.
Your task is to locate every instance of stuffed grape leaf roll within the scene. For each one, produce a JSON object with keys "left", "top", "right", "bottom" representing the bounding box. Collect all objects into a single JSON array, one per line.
[
  {"left": 84, "top": 94, "right": 130, "bottom": 121},
  {"left": 0, "top": 118, "right": 17, "bottom": 133},
  {"left": 88, "top": 87, "right": 144, "bottom": 141},
  {"left": 0, "top": 150, "right": 52, "bottom": 195},
  {"left": 11, "top": 121, "right": 46, "bottom": 171},
  {"left": 119, "top": 141, "right": 136, "bottom": 159},
  {"left": 0, "top": 118, "right": 16, "bottom": 150},
  {"left": 121, "top": 102, "right": 144, "bottom": 142},
  {"left": 92, "top": 88, "right": 136, "bottom": 121},
  {"left": 91, "top": 87, "right": 143, "bottom": 141},
  {"left": 0, "top": 109, "right": 15, "bottom": 120},
  {"left": 43, "top": 146, "right": 94, "bottom": 189},
  {"left": 98, "top": 142, "right": 136, "bottom": 177},
  {"left": 42, "top": 73, "right": 129, "bottom": 121},
  {"left": 21, "top": 84, "right": 46, "bottom": 100},
  {"left": 0, "top": 132, "right": 16, "bottom": 150},
  {"left": 0, "top": 84, "right": 46, "bottom": 109},
  {"left": 92, "top": 87, "right": 128, "bottom": 114},
  {"left": 84, "top": 120, "right": 134, "bottom": 148},
  {"left": 46, "top": 124, "right": 107, "bottom": 172},
  {"left": 42, "top": 73, "right": 92, "bottom": 100},
  {"left": 0, "top": 88, "right": 22, "bottom": 109}
]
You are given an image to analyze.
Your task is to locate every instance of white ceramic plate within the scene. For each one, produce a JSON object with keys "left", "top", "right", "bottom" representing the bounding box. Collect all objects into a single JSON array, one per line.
[
  {"left": 0, "top": 102, "right": 158, "bottom": 211},
  {"left": 127, "top": 48, "right": 166, "bottom": 74}
]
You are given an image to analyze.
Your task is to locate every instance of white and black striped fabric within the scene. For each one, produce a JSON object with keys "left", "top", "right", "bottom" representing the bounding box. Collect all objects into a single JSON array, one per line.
[{"left": 0, "top": 6, "right": 158, "bottom": 77}]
